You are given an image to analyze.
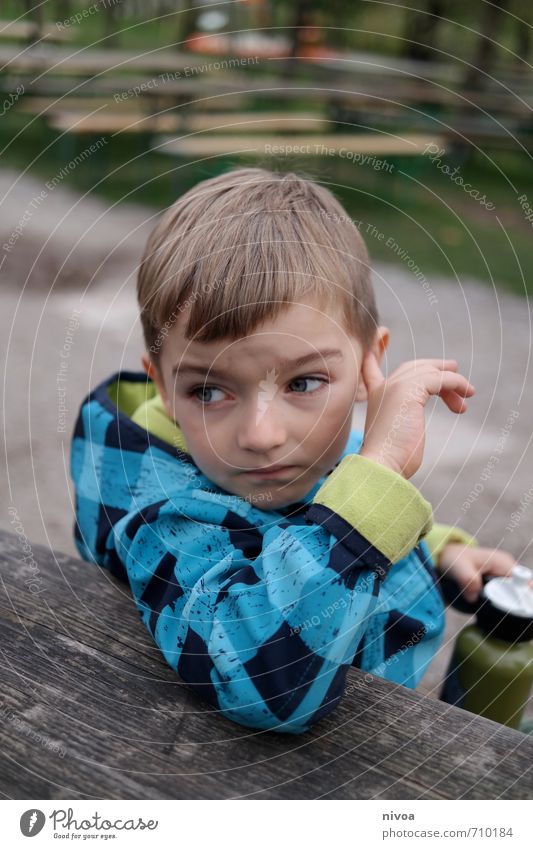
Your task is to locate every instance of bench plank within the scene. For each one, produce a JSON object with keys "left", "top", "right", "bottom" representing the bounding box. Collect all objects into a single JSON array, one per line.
[
  {"left": 152, "top": 133, "right": 447, "bottom": 157},
  {"left": 46, "top": 110, "right": 328, "bottom": 135}
]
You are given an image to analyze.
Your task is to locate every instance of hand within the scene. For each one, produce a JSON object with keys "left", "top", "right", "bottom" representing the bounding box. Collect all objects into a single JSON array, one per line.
[
  {"left": 359, "top": 353, "right": 475, "bottom": 479},
  {"left": 437, "top": 544, "right": 533, "bottom": 602}
]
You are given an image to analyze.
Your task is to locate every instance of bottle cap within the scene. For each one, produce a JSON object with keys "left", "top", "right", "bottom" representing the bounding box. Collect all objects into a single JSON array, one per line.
[
  {"left": 476, "top": 564, "right": 533, "bottom": 643},
  {"left": 484, "top": 564, "right": 533, "bottom": 616}
]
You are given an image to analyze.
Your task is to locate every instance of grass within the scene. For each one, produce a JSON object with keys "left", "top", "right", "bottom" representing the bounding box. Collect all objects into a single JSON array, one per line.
[{"left": 333, "top": 153, "right": 533, "bottom": 295}]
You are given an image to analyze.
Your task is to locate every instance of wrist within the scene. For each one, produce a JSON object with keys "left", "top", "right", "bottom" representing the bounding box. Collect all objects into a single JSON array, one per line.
[
  {"left": 359, "top": 447, "right": 405, "bottom": 479},
  {"left": 423, "top": 524, "right": 478, "bottom": 567},
  {"left": 311, "top": 453, "right": 433, "bottom": 563}
]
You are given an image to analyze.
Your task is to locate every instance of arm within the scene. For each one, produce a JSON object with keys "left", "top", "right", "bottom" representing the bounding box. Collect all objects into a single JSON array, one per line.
[
  {"left": 109, "top": 454, "right": 433, "bottom": 735},
  {"left": 356, "top": 352, "right": 481, "bottom": 610}
]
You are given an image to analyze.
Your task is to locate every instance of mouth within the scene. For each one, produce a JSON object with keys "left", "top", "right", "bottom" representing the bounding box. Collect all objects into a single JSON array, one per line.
[{"left": 243, "top": 465, "right": 297, "bottom": 479}]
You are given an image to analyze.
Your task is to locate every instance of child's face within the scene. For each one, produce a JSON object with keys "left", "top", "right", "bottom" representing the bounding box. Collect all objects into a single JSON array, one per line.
[{"left": 145, "top": 295, "right": 388, "bottom": 511}]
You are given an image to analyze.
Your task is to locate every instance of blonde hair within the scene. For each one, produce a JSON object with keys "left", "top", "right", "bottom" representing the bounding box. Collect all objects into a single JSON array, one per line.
[{"left": 137, "top": 167, "right": 378, "bottom": 365}]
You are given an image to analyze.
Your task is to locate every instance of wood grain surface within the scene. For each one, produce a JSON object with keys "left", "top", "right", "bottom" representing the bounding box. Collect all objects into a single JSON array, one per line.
[{"left": 1, "top": 530, "right": 532, "bottom": 800}]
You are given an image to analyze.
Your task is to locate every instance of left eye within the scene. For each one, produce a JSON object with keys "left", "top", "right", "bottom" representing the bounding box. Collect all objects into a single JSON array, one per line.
[{"left": 288, "top": 377, "right": 325, "bottom": 393}]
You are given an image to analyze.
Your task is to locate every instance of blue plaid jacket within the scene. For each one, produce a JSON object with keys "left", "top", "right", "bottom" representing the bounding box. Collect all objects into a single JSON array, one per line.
[{"left": 70, "top": 371, "right": 447, "bottom": 734}]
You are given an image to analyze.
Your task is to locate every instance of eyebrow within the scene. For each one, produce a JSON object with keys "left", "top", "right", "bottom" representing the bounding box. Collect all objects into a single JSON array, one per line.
[{"left": 172, "top": 348, "right": 344, "bottom": 380}]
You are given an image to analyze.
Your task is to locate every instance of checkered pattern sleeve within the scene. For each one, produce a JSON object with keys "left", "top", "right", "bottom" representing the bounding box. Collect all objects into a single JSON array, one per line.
[{"left": 108, "top": 456, "right": 433, "bottom": 734}]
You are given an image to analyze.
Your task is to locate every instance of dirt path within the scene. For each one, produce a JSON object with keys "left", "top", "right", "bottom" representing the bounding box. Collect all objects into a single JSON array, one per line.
[{"left": 2, "top": 167, "right": 532, "bottom": 714}]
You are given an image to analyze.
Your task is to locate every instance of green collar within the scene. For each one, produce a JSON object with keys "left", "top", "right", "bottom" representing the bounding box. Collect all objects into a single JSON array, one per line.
[
  {"left": 107, "top": 377, "right": 189, "bottom": 454},
  {"left": 130, "top": 392, "right": 189, "bottom": 454}
]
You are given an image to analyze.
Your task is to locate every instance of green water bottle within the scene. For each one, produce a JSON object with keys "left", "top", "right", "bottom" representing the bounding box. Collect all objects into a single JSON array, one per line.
[{"left": 439, "top": 564, "right": 533, "bottom": 729}]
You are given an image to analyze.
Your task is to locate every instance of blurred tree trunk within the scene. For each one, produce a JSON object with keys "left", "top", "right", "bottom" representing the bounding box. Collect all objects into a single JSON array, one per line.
[
  {"left": 515, "top": 24, "right": 531, "bottom": 63},
  {"left": 513, "top": 0, "right": 531, "bottom": 65},
  {"left": 24, "top": 0, "right": 43, "bottom": 45},
  {"left": 289, "top": 0, "right": 314, "bottom": 57},
  {"left": 54, "top": 1, "right": 72, "bottom": 22},
  {"left": 177, "top": 0, "right": 200, "bottom": 47},
  {"left": 403, "top": 1, "right": 446, "bottom": 62},
  {"left": 282, "top": 0, "right": 314, "bottom": 78},
  {"left": 103, "top": 0, "right": 123, "bottom": 47},
  {"left": 464, "top": 0, "right": 509, "bottom": 88}
]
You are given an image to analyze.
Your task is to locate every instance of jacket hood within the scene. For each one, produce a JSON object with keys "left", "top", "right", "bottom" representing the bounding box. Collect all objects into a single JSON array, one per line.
[{"left": 70, "top": 370, "right": 363, "bottom": 562}]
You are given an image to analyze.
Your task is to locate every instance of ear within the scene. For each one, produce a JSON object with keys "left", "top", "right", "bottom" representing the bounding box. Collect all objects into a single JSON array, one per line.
[
  {"left": 353, "top": 325, "right": 390, "bottom": 402},
  {"left": 141, "top": 354, "right": 156, "bottom": 379},
  {"left": 141, "top": 353, "right": 173, "bottom": 418}
]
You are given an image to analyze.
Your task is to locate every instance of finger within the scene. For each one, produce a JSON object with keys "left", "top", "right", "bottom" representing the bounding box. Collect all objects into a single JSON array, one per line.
[
  {"left": 361, "top": 350, "right": 385, "bottom": 393},
  {"left": 472, "top": 548, "right": 517, "bottom": 576},
  {"left": 396, "top": 370, "right": 474, "bottom": 409},
  {"left": 415, "top": 358, "right": 459, "bottom": 370},
  {"left": 389, "top": 359, "right": 459, "bottom": 381},
  {"left": 451, "top": 562, "right": 484, "bottom": 602},
  {"left": 397, "top": 358, "right": 459, "bottom": 375},
  {"left": 388, "top": 366, "right": 469, "bottom": 391},
  {"left": 439, "top": 389, "right": 469, "bottom": 414},
  {"left": 463, "top": 574, "right": 483, "bottom": 602},
  {"left": 428, "top": 370, "right": 476, "bottom": 399}
]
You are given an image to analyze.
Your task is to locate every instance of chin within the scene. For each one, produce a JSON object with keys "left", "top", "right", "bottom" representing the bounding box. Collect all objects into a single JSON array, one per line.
[
  {"left": 259, "top": 491, "right": 302, "bottom": 511},
  {"left": 254, "top": 499, "right": 288, "bottom": 513}
]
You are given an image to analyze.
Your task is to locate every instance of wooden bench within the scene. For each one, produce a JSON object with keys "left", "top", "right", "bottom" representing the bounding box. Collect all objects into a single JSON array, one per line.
[
  {"left": 327, "top": 103, "right": 532, "bottom": 152},
  {"left": 1, "top": 529, "right": 532, "bottom": 799},
  {"left": 47, "top": 109, "right": 183, "bottom": 134},
  {"left": 11, "top": 69, "right": 529, "bottom": 147},
  {"left": 13, "top": 92, "right": 248, "bottom": 115},
  {"left": 175, "top": 110, "right": 329, "bottom": 133},
  {"left": 152, "top": 132, "right": 447, "bottom": 158},
  {"left": 45, "top": 109, "right": 329, "bottom": 135},
  {"left": 0, "top": 19, "right": 73, "bottom": 42},
  {"left": 0, "top": 44, "right": 240, "bottom": 74}
]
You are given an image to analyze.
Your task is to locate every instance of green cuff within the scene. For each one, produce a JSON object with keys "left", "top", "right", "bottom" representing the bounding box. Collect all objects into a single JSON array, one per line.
[
  {"left": 311, "top": 454, "right": 434, "bottom": 563},
  {"left": 423, "top": 523, "right": 478, "bottom": 566}
]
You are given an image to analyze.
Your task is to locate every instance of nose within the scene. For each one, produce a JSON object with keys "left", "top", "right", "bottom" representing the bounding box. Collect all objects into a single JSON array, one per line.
[{"left": 236, "top": 399, "right": 287, "bottom": 453}]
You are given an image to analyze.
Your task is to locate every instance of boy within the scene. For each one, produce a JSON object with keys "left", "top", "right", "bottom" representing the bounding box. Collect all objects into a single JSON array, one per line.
[{"left": 71, "top": 168, "right": 518, "bottom": 734}]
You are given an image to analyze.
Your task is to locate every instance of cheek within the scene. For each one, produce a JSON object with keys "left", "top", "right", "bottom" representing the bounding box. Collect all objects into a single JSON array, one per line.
[
  {"left": 314, "top": 407, "right": 354, "bottom": 457},
  {"left": 186, "top": 427, "right": 233, "bottom": 472},
  {"left": 310, "top": 392, "right": 353, "bottom": 436}
]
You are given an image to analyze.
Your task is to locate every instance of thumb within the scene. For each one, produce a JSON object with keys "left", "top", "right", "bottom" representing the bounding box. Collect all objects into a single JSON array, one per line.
[
  {"left": 361, "top": 350, "right": 385, "bottom": 394},
  {"left": 463, "top": 575, "right": 483, "bottom": 602},
  {"left": 461, "top": 565, "right": 483, "bottom": 601}
]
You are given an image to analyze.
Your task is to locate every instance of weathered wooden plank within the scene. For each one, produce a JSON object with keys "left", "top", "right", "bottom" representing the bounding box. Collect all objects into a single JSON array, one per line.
[
  {"left": 152, "top": 133, "right": 447, "bottom": 158},
  {"left": 1, "top": 530, "right": 532, "bottom": 800},
  {"left": 0, "top": 20, "right": 73, "bottom": 42},
  {"left": 45, "top": 110, "right": 328, "bottom": 135}
]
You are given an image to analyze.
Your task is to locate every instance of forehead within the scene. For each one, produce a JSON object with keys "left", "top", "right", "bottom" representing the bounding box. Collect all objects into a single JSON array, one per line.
[{"left": 164, "top": 298, "right": 362, "bottom": 374}]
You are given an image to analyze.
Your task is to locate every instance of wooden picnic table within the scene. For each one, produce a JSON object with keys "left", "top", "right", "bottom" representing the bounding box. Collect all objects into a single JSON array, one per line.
[{"left": 1, "top": 528, "right": 532, "bottom": 800}]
